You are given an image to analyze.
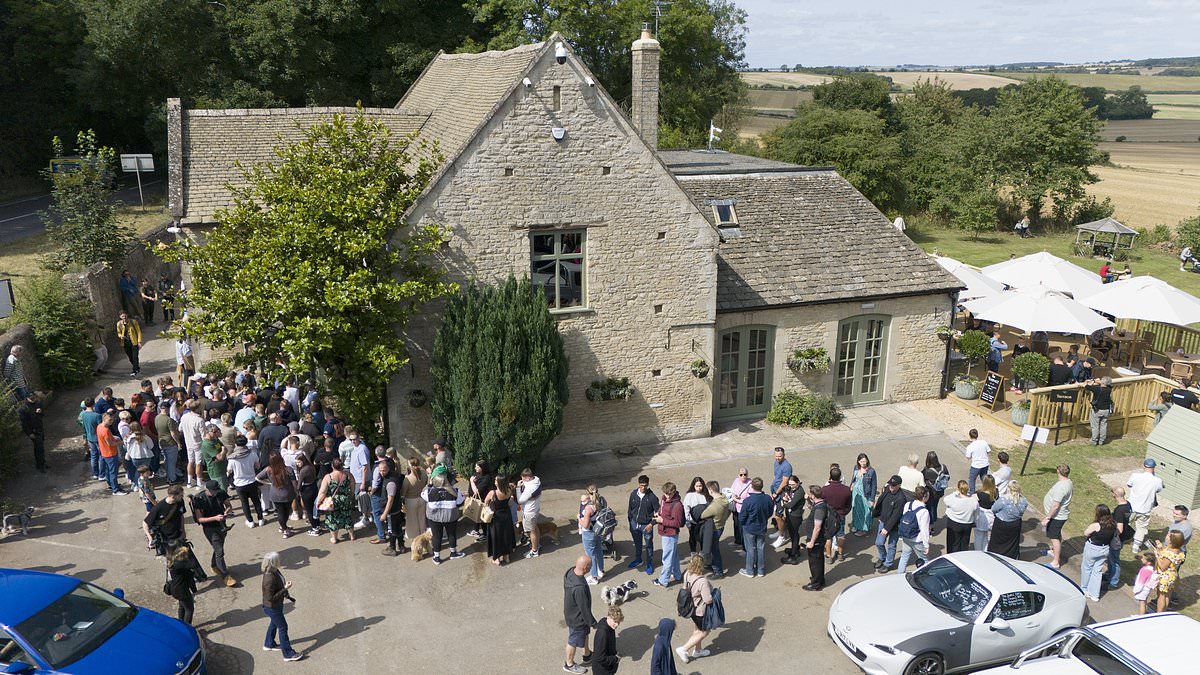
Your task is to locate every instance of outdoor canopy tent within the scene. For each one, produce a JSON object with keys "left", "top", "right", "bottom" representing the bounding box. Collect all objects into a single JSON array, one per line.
[
  {"left": 1076, "top": 275, "right": 1200, "bottom": 326},
  {"left": 982, "top": 251, "right": 1103, "bottom": 297},
  {"left": 1075, "top": 217, "right": 1138, "bottom": 259},
  {"left": 935, "top": 256, "right": 1006, "bottom": 301},
  {"left": 962, "top": 283, "right": 1115, "bottom": 335}
]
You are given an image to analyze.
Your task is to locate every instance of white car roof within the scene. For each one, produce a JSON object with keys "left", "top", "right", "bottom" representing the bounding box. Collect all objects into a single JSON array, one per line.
[
  {"left": 1090, "top": 613, "right": 1200, "bottom": 672},
  {"left": 944, "top": 551, "right": 1077, "bottom": 599}
]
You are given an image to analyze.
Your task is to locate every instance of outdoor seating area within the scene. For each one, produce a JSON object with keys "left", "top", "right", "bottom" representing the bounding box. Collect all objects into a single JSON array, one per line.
[{"left": 937, "top": 251, "right": 1200, "bottom": 434}]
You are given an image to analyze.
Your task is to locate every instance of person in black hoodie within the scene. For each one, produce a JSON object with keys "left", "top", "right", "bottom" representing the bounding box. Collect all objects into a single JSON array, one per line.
[
  {"left": 563, "top": 555, "right": 594, "bottom": 674},
  {"left": 165, "top": 545, "right": 197, "bottom": 624},
  {"left": 873, "top": 476, "right": 910, "bottom": 573},
  {"left": 591, "top": 606, "right": 623, "bottom": 675},
  {"left": 626, "top": 475, "right": 659, "bottom": 575}
]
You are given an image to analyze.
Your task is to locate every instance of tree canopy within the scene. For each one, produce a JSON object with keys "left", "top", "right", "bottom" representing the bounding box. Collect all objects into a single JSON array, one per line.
[{"left": 160, "top": 111, "right": 453, "bottom": 438}]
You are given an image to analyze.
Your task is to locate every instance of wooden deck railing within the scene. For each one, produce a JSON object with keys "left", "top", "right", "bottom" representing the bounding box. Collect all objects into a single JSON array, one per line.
[
  {"left": 1115, "top": 319, "right": 1200, "bottom": 356},
  {"left": 1026, "top": 374, "right": 1185, "bottom": 442}
]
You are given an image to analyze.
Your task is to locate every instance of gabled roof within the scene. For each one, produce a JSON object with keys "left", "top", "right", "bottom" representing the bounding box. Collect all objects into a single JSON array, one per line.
[
  {"left": 1076, "top": 217, "right": 1137, "bottom": 235},
  {"left": 664, "top": 150, "right": 962, "bottom": 312}
]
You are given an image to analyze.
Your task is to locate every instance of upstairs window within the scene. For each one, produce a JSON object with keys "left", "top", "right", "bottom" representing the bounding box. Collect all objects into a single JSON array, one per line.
[{"left": 531, "top": 231, "right": 586, "bottom": 311}]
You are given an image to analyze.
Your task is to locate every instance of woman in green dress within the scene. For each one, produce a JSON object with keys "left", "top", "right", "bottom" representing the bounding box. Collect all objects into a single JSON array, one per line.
[
  {"left": 316, "top": 457, "right": 356, "bottom": 543},
  {"left": 849, "top": 453, "right": 877, "bottom": 535}
]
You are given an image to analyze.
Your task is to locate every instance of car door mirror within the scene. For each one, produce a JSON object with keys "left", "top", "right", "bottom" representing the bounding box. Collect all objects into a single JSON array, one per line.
[
  {"left": 989, "top": 618, "right": 1010, "bottom": 632},
  {"left": 4, "top": 662, "right": 36, "bottom": 674},
  {"left": 112, "top": 587, "right": 125, "bottom": 599}
]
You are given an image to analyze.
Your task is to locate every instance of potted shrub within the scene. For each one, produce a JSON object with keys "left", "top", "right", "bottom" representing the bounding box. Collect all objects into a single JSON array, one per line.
[
  {"left": 957, "top": 329, "right": 990, "bottom": 377},
  {"left": 935, "top": 325, "right": 957, "bottom": 340},
  {"left": 953, "top": 374, "right": 981, "bottom": 400},
  {"left": 586, "top": 377, "right": 635, "bottom": 402},
  {"left": 1010, "top": 399, "right": 1031, "bottom": 426},
  {"left": 690, "top": 359, "right": 710, "bottom": 379},
  {"left": 1009, "top": 352, "right": 1050, "bottom": 425},
  {"left": 787, "top": 347, "right": 831, "bottom": 374},
  {"left": 408, "top": 389, "right": 427, "bottom": 408}
]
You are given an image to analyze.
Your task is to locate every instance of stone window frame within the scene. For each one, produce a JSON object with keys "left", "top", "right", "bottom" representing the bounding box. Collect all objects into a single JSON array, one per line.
[{"left": 530, "top": 229, "right": 587, "bottom": 312}]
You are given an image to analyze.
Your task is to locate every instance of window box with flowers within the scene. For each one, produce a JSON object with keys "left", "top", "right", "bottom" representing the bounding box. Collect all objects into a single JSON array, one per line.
[{"left": 586, "top": 377, "right": 635, "bottom": 402}]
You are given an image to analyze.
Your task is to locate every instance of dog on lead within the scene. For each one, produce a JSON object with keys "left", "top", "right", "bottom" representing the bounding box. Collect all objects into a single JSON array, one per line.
[
  {"left": 2, "top": 506, "right": 34, "bottom": 537},
  {"left": 601, "top": 579, "right": 639, "bottom": 606}
]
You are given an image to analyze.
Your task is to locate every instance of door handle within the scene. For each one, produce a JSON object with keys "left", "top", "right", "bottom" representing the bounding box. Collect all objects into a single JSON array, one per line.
[{"left": 1024, "top": 623, "right": 1040, "bottom": 629}]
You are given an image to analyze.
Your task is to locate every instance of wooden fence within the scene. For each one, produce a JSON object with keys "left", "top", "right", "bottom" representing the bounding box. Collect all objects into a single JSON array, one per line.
[
  {"left": 1027, "top": 374, "right": 1185, "bottom": 442},
  {"left": 1115, "top": 319, "right": 1200, "bottom": 356}
]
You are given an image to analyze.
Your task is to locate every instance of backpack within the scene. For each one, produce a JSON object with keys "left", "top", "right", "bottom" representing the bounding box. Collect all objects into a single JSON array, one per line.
[
  {"left": 897, "top": 501, "right": 926, "bottom": 540},
  {"left": 676, "top": 578, "right": 701, "bottom": 618},
  {"left": 931, "top": 466, "right": 950, "bottom": 493},
  {"left": 592, "top": 496, "right": 617, "bottom": 538}
]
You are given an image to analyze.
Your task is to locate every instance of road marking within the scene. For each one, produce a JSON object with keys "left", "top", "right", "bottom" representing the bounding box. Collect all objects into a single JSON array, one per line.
[
  {"left": 19, "top": 537, "right": 156, "bottom": 559},
  {"left": 0, "top": 180, "right": 163, "bottom": 223},
  {"left": 0, "top": 213, "right": 36, "bottom": 224}
]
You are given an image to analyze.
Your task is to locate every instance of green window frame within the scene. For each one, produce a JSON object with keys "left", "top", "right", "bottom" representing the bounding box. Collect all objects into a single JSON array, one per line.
[{"left": 531, "top": 230, "right": 586, "bottom": 311}]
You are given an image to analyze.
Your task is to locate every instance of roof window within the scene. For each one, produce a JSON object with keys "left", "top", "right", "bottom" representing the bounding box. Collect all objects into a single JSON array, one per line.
[{"left": 709, "top": 199, "right": 738, "bottom": 227}]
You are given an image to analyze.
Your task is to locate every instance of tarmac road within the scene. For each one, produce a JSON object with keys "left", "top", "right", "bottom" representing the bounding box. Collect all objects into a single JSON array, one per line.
[{"left": 0, "top": 179, "right": 164, "bottom": 245}]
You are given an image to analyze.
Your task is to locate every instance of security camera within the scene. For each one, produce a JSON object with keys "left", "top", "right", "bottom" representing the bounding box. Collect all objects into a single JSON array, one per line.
[
  {"left": 586, "top": 77, "right": 595, "bottom": 87},
  {"left": 555, "top": 42, "right": 568, "bottom": 65},
  {"left": 523, "top": 77, "right": 533, "bottom": 88}
]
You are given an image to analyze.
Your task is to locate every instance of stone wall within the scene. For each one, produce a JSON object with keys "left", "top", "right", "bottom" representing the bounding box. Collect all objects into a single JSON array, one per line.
[
  {"left": 715, "top": 292, "right": 955, "bottom": 407},
  {"left": 0, "top": 324, "right": 44, "bottom": 394},
  {"left": 388, "top": 46, "right": 720, "bottom": 457}
]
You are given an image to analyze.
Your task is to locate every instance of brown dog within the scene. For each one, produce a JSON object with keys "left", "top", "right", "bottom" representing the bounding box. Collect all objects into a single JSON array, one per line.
[
  {"left": 535, "top": 514, "right": 558, "bottom": 544},
  {"left": 410, "top": 530, "right": 433, "bottom": 562}
]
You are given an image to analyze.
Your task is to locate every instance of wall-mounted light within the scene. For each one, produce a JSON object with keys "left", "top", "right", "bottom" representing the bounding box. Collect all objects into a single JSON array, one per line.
[
  {"left": 555, "top": 42, "right": 568, "bottom": 65},
  {"left": 552, "top": 127, "right": 567, "bottom": 142},
  {"left": 523, "top": 77, "right": 533, "bottom": 88}
]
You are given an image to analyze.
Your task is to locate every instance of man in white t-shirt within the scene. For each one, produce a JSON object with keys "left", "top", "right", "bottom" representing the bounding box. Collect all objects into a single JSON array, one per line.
[
  {"left": 178, "top": 399, "right": 207, "bottom": 490},
  {"left": 992, "top": 451, "right": 1013, "bottom": 496},
  {"left": 963, "top": 428, "right": 991, "bottom": 495},
  {"left": 1127, "top": 459, "right": 1164, "bottom": 552}
]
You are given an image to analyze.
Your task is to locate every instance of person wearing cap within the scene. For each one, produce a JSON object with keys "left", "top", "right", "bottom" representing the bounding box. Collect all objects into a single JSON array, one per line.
[
  {"left": 872, "top": 475, "right": 909, "bottom": 573},
  {"left": 191, "top": 479, "right": 237, "bottom": 587},
  {"left": 1126, "top": 458, "right": 1164, "bottom": 553}
]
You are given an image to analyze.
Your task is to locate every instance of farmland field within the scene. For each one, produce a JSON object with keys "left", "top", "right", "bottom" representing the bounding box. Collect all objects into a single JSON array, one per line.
[
  {"left": 999, "top": 71, "right": 1200, "bottom": 92},
  {"left": 876, "top": 71, "right": 1019, "bottom": 90},
  {"left": 1088, "top": 141, "right": 1200, "bottom": 229},
  {"left": 741, "top": 71, "right": 832, "bottom": 88},
  {"left": 746, "top": 88, "right": 813, "bottom": 114},
  {"left": 738, "top": 114, "right": 789, "bottom": 139},
  {"left": 1101, "top": 119, "right": 1200, "bottom": 142}
]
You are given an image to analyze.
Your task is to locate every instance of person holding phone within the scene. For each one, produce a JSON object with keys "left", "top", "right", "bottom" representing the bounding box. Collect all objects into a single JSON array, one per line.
[{"left": 261, "top": 551, "right": 302, "bottom": 662}]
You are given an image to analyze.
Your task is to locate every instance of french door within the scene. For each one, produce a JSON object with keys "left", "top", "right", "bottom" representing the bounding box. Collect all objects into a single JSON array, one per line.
[
  {"left": 834, "top": 315, "right": 890, "bottom": 404},
  {"left": 715, "top": 326, "right": 774, "bottom": 420}
]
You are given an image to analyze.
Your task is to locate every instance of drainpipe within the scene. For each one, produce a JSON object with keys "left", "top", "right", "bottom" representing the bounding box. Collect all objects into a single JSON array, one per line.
[{"left": 940, "top": 291, "right": 960, "bottom": 398}]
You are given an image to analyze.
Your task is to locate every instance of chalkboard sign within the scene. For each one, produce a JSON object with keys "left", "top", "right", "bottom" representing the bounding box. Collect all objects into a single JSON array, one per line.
[{"left": 980, "top": 371, "right": 1005, "bottom": 411}]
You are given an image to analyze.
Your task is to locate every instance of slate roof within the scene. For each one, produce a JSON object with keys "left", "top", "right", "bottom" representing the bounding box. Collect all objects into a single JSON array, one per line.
[
  {"left": 658, "top": 149, "right": 804, "bottom": 175},
  {"left": 176, "top": 42, "right": 546, "bottom": 224},
  {"left": 671, "top": 159, "right": 963, "bottom": 312}
]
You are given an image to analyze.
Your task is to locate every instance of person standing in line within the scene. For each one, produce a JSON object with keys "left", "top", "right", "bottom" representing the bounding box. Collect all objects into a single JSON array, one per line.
[
  {"left": 1109, "top": 487, "right": 1133, "bottom": 589},
  {"left": 179, "top": 400, "right": 207, "bottom": 490},
  {"left": 1153, "top": 532, "right": 1186, "bottom": 613},
  {"left": 700, "top": 480, "right": 728, "bottom": 577},
  {"left": 486, "top": 476, "right": 516, "bottom": 565},
  {"left": 467, "top": 460, "right": 493, "bottom": 540},
  {"left": 139, "top": 279, "right": 158, "bottom": 326},
  {"left": 738, "top": 477, "right": 772, "bottom": 578},
  {"left": 1083, "top": 377, "right": 1115, "bottom": 445},
  {"left": 896, "top": 486, "right": 931, "bottom": 573},
  {"left": 1126, "top": 459, "right": 1163, "bottom": 553},
  {"left": 963, "top": 429, "right": 990, "bottom": 494},
  {"left": 190, "top": 480, "right": 237, "bottom": 587},
  {"left": 257, "top": 452, "right": 298, "bottom": 539},
  {"left": 562, "top": 554, "right": 594, "bottom": 674},
  {"left": 653, "top": 482, "right": 684, "bottom": 588},
  {"left": 681, "top": 477, "right": 710, "bottom": 556},
  {"left": 517, "top": 468, "right": 544, "bottom": 558},
  {"left": 18, "top": 394, "right": 46, "bottom": 473},
  {"left": 822, "top": 466, "right": 851, "bottom": 563},
  {"left": 98, "top": 411, "right": 126, "bottom": 495},
  {"left": 294, "top": 453, "right": 320, "bottom": 538},
  {"left": 115, "top": 311, "right": 143, "bottom": 377},
  {"left": 4, "top": 345, "right": 30, "bottom": 401},
  {"left": 422, "top": 473, "right": 465, "bottom": 564},
  {"left": 349, "top": 435, "right": 372, "bottom": 531},
  {"left": 768, "top": 448, "right": 793, "bottom": 548},
  {"left": 898, "top": 454, "right": 923, "bottom": 494},
  {"left": 943, "top": 480, "right": 978, "bottom": 554},
  {"left": 401, "top": 457, "right": 427, "bottom": 546},
  {"left": 849, "top": 453, "right": 877, "bottom": 536},
  {"left": 988, "top": 481, "right": 1029, "bottom": 559},
  {"left": 1080, "top": 504, "right": 1117, "bottom": 602},
  {"left": 626, "top": 475, "right": 659, "bottom": 575},
  {"left": 316, "top": 457, "right": 356, "bottom": 544},
  {"left": 650, "top": 618, "right": 679, "bottom": 675},
  {"left": 80, "top": 398, "right": 103, "bottom": 480},
  {"left": 974, "top": 475, "right": 998, "bottom": 551},
  {"left": 158, "top": 273, "right": 176, "bottom": 323},
  {"left": 154, "top": 400, "right": 182, "bottom": 484},
  {"left": 590, "top": 606, "right": 623, "bottom": 675},
  {"left": 676, "top": 555, "right": 716, "bottom": 663},
  {"left": 804, "top": 485, "right": 829, "bottom": 591},
  {"left": 922, "top": 451, "right": 948, "bottom": 525},
  {"left": 200, "top": 425, "right": 228, "bottom": 493},
  {"left": 728, "top": 468, "right": 752, "bottom": 553},
  {"left": 780, "top": 476, "right": 806, "bottom": 566},
  {"left": 165, "top": 545, "right": 197, "bottom": 624},
  {"left": 1041, "top": 464, "right": 1074, "bottom": 569},
  {"left": 579, "top": 492, "right": 604, "bottom": 584},
  {"left": 261, "top": 551, "right": 303, "bottom": 662},
  {"left": 992, "top": 451, "right": 1012, "bottom": 496},
  {"left": 228, "top": 438, "right": 265, "bottom": 527},
  {"left": 377, "top": 459, "right": 406, "bottom": 556},
  {"left": 873, "top": 476, "right": 908, "bottom": 573}
]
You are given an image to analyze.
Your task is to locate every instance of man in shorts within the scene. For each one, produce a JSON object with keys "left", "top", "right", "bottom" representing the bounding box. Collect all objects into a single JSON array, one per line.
[
  {"left": 1040, "top": 464, "right": 1073, "bottom": 569},
  {"left": 562, "top": 554, "right": 594, "bottom": 674},
  {"left": 517, "top": 468, "right": 543, "bottom": 558},
  {"left": 178, "top": 399, "right": 207, "bottom": 489}
]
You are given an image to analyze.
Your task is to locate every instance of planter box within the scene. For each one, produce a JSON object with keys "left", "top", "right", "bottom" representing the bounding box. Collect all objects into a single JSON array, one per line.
[
  {"left": 1010, "top": 405, "right": 1030, "bottom": 426},
  {"left": 954, "top": 381, "right": 980, "bottom": 400}
]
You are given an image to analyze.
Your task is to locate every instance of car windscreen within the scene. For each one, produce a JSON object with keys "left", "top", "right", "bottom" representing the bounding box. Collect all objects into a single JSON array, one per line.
[
  {"left": 908, "top": 558, "right": 993, "bottom": 622},
  {"left": 15, "top": 582, "right": 137, "bottom": 669}
]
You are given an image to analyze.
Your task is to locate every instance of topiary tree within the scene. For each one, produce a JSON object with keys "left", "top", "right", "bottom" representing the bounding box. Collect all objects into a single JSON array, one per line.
[
  {"left": 1011, "top": 352, "right": 1050, "bottom": 392},
  {"left": 957, "top": 329, "right": 990, "bottom": 377},
  {"left": 12, "top": 275, "right": 95, "bottom": 390},
  {"left": 430, "top": 275, "right": 569, "bottom": 476}
]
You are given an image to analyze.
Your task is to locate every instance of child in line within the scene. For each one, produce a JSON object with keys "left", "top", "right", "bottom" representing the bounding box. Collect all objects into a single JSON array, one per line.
[
  {"left": 1132, "top": 551, "right": 1159, "bottom": 615},
  {"left": 138, "top": 465, "right": 158, "bottom": 512}
]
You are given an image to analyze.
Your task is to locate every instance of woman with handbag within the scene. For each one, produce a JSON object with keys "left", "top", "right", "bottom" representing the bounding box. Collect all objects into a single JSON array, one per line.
[
  {"left": 485, "top": 475, "right": 516, "bottom": 565},
  {"left": 401, "top": 457, "right": 428, "bottom": 545},
  {"left": 676, "top": 555, "right": 719, "bottom": 663},
  {"left": 316, "top": 457, "right": 356, "bottom": 544},
  {"left": 467, "top": 460, "right": 493, "bottom": 540}
]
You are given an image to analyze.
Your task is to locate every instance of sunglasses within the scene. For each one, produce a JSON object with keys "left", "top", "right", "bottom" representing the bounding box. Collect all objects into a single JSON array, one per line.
[{"left": 738, "top": 473, "right": 747, "bottom": 476}]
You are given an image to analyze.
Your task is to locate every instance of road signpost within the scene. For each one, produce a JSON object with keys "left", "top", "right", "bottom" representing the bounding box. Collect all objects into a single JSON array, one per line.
[{"left": 119, "top": 153, "right": 155, "bottom": 211}]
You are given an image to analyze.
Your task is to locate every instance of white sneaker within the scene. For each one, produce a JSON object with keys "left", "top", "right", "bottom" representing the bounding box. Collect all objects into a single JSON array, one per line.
[
  {"left": 769, "top": 535, "right": 783, "bottom": 547},
  {"left": 257, "top": 519, "right": 265, "bottom": 528},
  {"left": 585, "top": 576, "right": 599, "bottom": 586},
  {"left": 676, "top": 646, "right": 690, "bottom": 663},
  {"left": 692, "top": 649, "right": 710, "bottom": 658},
  {"left": 246, "top": 520, "right": 256, "bottom": 528}
]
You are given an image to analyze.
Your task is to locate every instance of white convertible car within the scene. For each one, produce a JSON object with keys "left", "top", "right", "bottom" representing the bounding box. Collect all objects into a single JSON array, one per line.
[{"left": 827, "top": 551, "right": 1086, "bottom": 675}]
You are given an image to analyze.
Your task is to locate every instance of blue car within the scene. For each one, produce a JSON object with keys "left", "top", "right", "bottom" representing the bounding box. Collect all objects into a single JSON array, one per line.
[{"left": 0, "top": 568, "right": 204, "bottom": 674}]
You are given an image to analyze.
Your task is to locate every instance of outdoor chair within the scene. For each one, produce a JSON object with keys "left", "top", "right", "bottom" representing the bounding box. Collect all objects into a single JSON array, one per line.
[
  {"left": 1140, "top": 353, "right": 1167, "bottom": 377},
  {"left": 1170, "top": 362, "right": 1194, "bottom": 383}
]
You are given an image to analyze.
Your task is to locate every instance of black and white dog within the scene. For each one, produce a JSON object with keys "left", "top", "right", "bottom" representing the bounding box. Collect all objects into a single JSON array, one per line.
[
  {"left": 2, "top": 506, "right": 34, "bottom": 537},
  {"left": 601, "top": 580, "right": 638, "bottom": 606}
]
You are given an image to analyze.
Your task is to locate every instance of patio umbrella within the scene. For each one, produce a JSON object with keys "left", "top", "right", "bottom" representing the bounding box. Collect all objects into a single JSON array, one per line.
[
  {"left": 962, "top": 284, "right": 1114, "bottom": 334},
  {"left": 981, "top": 251, "right": 1103, "bottom": 297},
  {"left": 1075, "top": 275, "right": 1200, "bottom": 326},
  {"left": 934, "top": 256, "right": 1006, "bottom": 301}
]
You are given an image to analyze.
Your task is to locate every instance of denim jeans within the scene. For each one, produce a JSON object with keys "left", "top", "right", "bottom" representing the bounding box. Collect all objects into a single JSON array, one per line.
[
  {"left": 968, "top": 466, "right": 988, "bottom": 495},
  {"left": 1107, "top": 545, "right": 1122, "bottom": 586},
  {"left": 161, "top": 444, "right": 179, "bottom": 483},
  {"left": 630, "top": 524, "right": 654, "bottom": 566},
  {"left": 896, "top": 538, "right": 928, "bottom": 573},
  {"left": 582, "top": 529, "right": 604, "bottom": 578},
  {"left": 262, "top": 605, "right": 296, "bottom": 657},
  {"left": 875, "top": 521, "right": 899, "bottom": 567},
  {"left": 1081, "top": 541, "right": 1109, "bottom": 598},
  {"left": 87, "top": 440, "right": 100, "bottom": 478},
  {"left": 102, "top": 456, "right": 120, "bottom": 492},
  {"left": 708, "top": 527, "right": 725, "bottom": 574},
  {"left": 371, "top": 494, "right": 386, "bottom": 540},
  {"left": 742, "top": 532, "right": 766, "bottom": 576},
  {"left": 658, "top": 535, "right": 682, "bottom": 585}
]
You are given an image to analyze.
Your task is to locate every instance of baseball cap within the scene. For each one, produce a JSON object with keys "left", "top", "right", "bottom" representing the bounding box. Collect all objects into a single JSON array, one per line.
[
  {"left": 204, "top": 479, "right": 220, "bottom": 491},
  {"left": 1144, "top": 458, "right": 1157, "bottom": 468},
  {"left": 887, "top": 475, "right": 902, "bottom": 487}
]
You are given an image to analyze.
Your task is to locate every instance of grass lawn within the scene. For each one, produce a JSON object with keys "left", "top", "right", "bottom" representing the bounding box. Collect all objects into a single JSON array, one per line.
[{"left": 1003, "top": 436, "right": 1198, "bottom": 618}]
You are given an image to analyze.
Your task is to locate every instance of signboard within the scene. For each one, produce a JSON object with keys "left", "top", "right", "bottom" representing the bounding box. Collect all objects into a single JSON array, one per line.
[
  {"left": 980, "top": 371, "right": 1005, "bottom": 411},
  {"left": 1018, "top": 424, "right": 1050, "bottom": 476},
  {"left": 120, "top": 154, "right": 154, "bottom": 173},
  {"left": 49, "top": 157, "right": 82, "bottom": 174},
  {"left": 1050, "top": 389, "right": 1079, "bottom": 403},
  {"left": 0, "top": 278, "right": 13, "bottom": 319}
]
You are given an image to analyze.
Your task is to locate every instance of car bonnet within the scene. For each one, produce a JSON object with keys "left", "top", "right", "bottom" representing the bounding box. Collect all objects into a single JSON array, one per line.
[
  {"left": 65, "top": 607, "right": 199, "bottom": 674},
  {"left": 831, "top": 575, "right": 964, "bottom": 645}
]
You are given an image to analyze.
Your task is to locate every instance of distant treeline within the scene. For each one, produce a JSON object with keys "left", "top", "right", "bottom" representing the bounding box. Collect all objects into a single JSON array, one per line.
[{"left": 953, "top": 85, "right": 1154, "bottom": 120}]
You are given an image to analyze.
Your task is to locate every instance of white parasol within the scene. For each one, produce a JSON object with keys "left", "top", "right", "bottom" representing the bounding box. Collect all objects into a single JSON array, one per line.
[
  {"left": 1076, "top": 275, "right": 1200, "bottom": 326},
  {"left": 981, "top": 251, "right": 1103, "bottom": 297},
  {"left": 962, "top": 284, "right": 1114, "bottom": 334},
  {"left": 935, "top": 256, "right": 1006, "bottom": 301}
]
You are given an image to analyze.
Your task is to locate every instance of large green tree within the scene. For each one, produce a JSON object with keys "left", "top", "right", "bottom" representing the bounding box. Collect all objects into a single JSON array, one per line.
[
  {"left": 161, "top": 111, "right": 452, "bottom": 437},
  {"left": 431, "top": 276, "right": 569, "bottom": 476}
]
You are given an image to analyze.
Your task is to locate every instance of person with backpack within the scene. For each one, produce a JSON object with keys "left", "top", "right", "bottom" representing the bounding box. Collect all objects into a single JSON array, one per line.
[
  {"left": 804, "top": 484, "right": 829, "bottom": 591},
  {"left": 873, "top": 476, "right": 909, "bottom": 573},
  {"left": 190, "top": 480, "right": 237, "bottom": 588},
  {"left": 626, "top": 475, "right": 660, "bottom": 575},
  {"left": 675, "top": 555, "right": 718, "bottom": 663},
  {"left": 896, "top": 486, "right": 932, "bottom": 573},
  {"left": 923, "top": 451, "right": 949, "bottom": 525},
  {"left": 164, "top": 545, "right": 198, "bottom": 624},
  {"left": 822, "top": 466, "right": 851, "bottom": 564}
]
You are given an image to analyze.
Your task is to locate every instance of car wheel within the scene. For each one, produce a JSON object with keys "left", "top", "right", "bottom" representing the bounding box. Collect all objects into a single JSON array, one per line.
[{"left": 904, "top": 652, "right": 944, "bottom": 675}]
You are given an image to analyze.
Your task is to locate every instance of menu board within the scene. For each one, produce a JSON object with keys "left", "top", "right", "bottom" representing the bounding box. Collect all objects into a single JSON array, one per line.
[{"left": 980, "top": 371, "right": 1004, "bottom": 411}]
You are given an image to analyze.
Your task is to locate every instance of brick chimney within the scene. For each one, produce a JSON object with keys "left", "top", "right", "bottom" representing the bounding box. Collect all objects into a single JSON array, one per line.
[{"left": 631, "top": 23, "right": 660, "bottom": 149}]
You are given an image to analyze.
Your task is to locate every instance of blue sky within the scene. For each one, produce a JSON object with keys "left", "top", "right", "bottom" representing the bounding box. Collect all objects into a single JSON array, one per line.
[{"left": 736, "top": 0, "right": 1200, "bottom": 67}]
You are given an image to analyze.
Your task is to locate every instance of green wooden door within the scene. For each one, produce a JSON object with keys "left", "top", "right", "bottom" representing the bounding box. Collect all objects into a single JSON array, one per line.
[
  {"left": 834, "top": 315, "right": 890, "bottom": 405},
  {"left": 715, "top": 325, "right": 774, "bottom": 420}
]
